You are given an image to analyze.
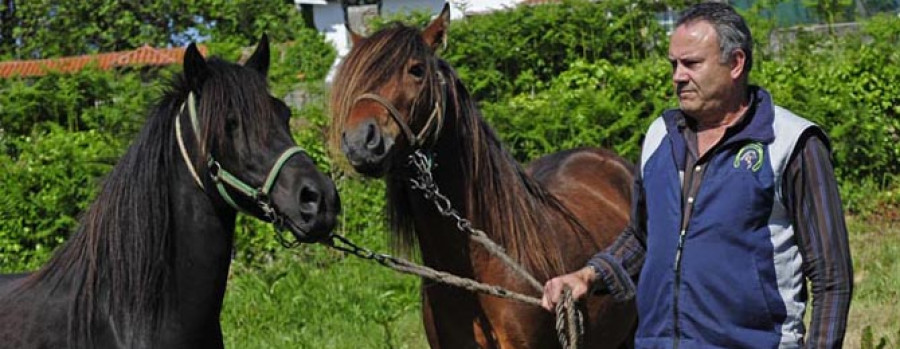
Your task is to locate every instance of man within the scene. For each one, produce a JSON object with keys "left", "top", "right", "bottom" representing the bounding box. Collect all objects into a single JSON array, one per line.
[{"left": 541, "top": 3, "right": 853, "bottom": 348}]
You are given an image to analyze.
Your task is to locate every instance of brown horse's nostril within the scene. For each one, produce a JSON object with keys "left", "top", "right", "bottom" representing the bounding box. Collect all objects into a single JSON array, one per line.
[
  {"left": 343, "top": 118, "right": 390, "bottom": 175},
  {"left": 364, "top": 119, "right": 384, "bottom": 153}
]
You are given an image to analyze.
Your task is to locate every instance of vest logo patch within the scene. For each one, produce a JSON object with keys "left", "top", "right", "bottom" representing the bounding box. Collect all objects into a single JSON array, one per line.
[{"left": 734, "top": 143, "right": 764, "bottom": 172}]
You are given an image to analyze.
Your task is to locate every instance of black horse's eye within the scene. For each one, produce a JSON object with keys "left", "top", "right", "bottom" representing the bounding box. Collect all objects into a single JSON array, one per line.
[
  {"left": 409, "top": 63, "right": 426, "bottom": 80},
  {"left": 225, "top": 117, "right": 239, "bottom": 132}
]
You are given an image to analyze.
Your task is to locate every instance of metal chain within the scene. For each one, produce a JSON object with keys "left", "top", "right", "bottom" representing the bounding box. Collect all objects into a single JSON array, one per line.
[
  {"left": 407, "top": 150, "right": 544, "bottom": 293},
  {"left": 260, "top": 197, "right": 301, "bottom": 249},
  {"left": 323, "top": 233, "right": 542, "bottom": 307}
]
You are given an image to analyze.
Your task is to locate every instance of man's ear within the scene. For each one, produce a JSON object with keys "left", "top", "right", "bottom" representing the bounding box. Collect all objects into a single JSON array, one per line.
[
  {"left": 183, "top": 43, "right": 209, "bottom": 94},
  {"left": 729, "top": 49, "right": 746, "bottom": 80},
  {"left": 245, "top": 33, "right": 271, "bottom": 77},
  {"left": 422, "top": 3, "right": 451, "bottom": 52}
]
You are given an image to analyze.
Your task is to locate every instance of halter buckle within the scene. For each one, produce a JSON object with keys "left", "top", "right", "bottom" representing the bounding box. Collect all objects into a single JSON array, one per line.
[{"left": 208, "top": 160, "right": 222, "bottom": 182}]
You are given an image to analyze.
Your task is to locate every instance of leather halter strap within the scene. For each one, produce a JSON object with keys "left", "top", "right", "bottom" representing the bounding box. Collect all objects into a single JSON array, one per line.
[
  {"left": 350, "top": 72, "right": 447, "bottom": 148},
  {"left": 175, "top": 92, "right": 305, "bottom": 215}
]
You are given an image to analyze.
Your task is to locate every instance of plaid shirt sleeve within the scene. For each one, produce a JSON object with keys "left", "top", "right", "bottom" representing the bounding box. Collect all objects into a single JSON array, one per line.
[
  {"left": 783, "top": 131, "right": 854, "bottom": 349},
  {"left": 585, "top": 176, "right": 647, "bottom": 302}
]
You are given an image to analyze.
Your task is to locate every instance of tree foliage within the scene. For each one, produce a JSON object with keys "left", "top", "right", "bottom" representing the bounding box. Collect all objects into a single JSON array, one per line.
[
  {"left": 442, "top": 0, "right": 674, "bottom": 101},
  {"left": 0, "top": 0, "right": 308, "bottom": 60}
]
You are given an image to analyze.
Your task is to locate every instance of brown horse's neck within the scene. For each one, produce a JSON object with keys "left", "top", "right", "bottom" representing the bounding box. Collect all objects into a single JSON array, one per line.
[{"left": 393, "top": 83, "right": 577, "bottom": 280}]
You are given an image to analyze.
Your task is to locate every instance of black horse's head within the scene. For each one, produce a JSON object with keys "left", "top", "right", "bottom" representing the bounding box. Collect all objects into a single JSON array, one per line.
[{"left": 181, "top": 35, "right": 339, "bottom": 242}]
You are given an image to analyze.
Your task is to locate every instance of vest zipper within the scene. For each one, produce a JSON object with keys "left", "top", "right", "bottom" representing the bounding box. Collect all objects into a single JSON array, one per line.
[
  {"left": 673, "top": 162, "right": 701, "bottom": 348},
  {"left": 673, "top": 228, "right": 687, "bottom": 349}
]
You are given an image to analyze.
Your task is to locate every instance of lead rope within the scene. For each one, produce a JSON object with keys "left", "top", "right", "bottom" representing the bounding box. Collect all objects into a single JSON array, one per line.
[
  {"left": 324, "top": 232, "right": 582, "bottom": 349},
  {"left": 556, "top": 286, "right": 584, "bottom": 349}
]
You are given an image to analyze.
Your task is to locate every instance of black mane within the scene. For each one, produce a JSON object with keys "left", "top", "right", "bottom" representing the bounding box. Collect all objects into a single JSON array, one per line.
[{"left": 9, "top": 56, "right": 276, "bottom": 347}]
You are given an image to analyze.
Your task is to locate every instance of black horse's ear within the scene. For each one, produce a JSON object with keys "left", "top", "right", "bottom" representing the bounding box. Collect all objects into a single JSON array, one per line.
[
  {"left": 244, "top": 33, "right": 270, "bottom": 77},
  {"left": 422, "top": 2, "right": 451, "bottom": 52},
  {"left": 346, "top": 23, "right": 364, "bottom": 46},
  {"left": 184, "top": 43, "right": 209, "bottom": 94}
]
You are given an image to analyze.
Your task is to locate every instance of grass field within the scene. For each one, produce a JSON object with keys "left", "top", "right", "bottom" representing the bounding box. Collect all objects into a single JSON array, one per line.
[
  {"left": 221, "top": 213, "right": 899, "bottom": 348},
  {"left": 844, "top": 217, "right": 900, "bottom": 348}
]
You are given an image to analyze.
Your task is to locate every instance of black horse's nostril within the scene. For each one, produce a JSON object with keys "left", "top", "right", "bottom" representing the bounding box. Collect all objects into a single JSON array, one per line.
[{"left": 298, "top": 183, "right": 321, "bottom": 223}]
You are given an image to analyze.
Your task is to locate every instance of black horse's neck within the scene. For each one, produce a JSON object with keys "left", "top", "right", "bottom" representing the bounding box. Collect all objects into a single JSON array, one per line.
[
  {"left": 158, "top": 149, "right": 237, "bottom": 347},
  {"left": 0, "top": 98, "right": 239, "bottom": 348}
]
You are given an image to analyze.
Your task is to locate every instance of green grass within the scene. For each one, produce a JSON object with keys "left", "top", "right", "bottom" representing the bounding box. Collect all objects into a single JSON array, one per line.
[
  {"left": 222, "top": 177, "right": 429, "bottom": 348},
  {"left": 221, "top": 248, "right": 426, "bottom": 348},
  {"left": 844, "top": 217, "right": 900, "bottom": 348},
  {"left": 222, "top": 213, "right": 900, "bottom": 348}
]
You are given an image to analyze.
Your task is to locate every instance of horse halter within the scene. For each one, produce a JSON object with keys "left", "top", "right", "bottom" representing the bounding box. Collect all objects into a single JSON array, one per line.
[
  {"left": 351, "top": 71, "right": 448, "bottom": 149},
  {"left": 175, "top": 92, "right": 304, "bottom": 224}
]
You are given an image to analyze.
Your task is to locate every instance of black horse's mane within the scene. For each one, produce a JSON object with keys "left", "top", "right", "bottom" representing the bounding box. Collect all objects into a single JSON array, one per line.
[{"left": 11, "top": 56, "right": 277, "bottom": 347}]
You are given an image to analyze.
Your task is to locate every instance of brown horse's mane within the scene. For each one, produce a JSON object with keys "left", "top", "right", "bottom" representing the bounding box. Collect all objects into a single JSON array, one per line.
[{"left": 330, "top": 23, "right": 592, "bottom": 279}]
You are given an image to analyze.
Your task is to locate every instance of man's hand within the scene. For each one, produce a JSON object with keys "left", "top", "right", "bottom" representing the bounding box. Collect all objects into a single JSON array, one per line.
[{"left": 540, "top": 266, "right": 598, "bottom": 312}]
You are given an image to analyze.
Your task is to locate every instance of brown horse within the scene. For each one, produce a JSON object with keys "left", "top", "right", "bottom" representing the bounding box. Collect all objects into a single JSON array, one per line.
[{"left": 330, "top": 4, "right": 636, "bottom": 348}]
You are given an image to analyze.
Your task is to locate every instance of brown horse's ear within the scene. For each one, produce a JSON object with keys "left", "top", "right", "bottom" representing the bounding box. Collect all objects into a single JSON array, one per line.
[
  {"left": 422, "top": 2, "right": 450, "bottom": 52},
  {"left": 346, "top": 23, "right": 364, "bottom": 46}
]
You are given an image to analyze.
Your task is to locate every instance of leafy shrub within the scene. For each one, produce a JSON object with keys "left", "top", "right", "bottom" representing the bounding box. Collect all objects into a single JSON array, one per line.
[
  {"left": 443, "top": 0, "right": 671, "bottom": 101},
  {"left": 0, "top": 126, "right": 124, "bottom": 271},
  {"left": 0, "top": 67, "right": 161, "bottom": 137},
  {"left": 268, "top": 29, "right": 337, "bottom": 97},
  {"left": 754, "top": 14, "right": 900, "bottom": 211},
  {"left": 482, "top": 58, "right": 673, "bottom": 164}
]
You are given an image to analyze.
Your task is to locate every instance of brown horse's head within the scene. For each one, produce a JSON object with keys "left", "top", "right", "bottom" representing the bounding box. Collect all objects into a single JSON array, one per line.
[{"left": 330, "top": 4, "right": 451, "bottom": 177}]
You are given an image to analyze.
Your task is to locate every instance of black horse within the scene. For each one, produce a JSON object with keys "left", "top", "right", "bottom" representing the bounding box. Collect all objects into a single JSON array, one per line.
[{"left": 0, "top": 35, "right": 340, "bottom": 348}]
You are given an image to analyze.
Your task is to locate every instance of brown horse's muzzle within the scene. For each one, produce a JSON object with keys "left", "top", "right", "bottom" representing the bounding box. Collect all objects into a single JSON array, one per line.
[{"left": 341, "top": 110, "right": 397, "bottom": 177}]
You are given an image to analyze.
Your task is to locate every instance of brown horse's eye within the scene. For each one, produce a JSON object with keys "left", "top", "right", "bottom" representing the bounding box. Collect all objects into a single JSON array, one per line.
[{"left": 409, "top": 63, "right": 426, "bottom": 80}]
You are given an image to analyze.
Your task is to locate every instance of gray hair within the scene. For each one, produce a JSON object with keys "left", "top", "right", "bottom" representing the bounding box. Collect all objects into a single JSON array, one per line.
[{"left": 676, "top": 2, "right": 753, "bottom": 76}]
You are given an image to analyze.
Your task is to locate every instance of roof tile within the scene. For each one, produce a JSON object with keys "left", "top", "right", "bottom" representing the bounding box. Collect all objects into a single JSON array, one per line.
[{"left": 0, "top": 45, "right": 208, "bottom": 78}]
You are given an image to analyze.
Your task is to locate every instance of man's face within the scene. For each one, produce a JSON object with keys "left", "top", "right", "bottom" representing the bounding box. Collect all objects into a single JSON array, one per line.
[{"left": 668, "top": 20, "right": 738, "bottom": 119}]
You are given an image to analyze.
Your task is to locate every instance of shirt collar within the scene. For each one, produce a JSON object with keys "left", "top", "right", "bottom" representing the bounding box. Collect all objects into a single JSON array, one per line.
[{"left": 662, "top": 86, "right": 776, "bottom": 147}]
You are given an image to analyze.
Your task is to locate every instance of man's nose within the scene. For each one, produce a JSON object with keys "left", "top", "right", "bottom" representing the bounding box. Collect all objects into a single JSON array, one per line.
[{"left": 673, "top": 64, "right": 689, "bottom": 83}]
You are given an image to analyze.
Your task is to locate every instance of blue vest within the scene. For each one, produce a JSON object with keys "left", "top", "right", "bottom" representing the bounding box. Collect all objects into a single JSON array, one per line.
[{"left": 635, "top": 88, "right": 817, "bottom": 348}]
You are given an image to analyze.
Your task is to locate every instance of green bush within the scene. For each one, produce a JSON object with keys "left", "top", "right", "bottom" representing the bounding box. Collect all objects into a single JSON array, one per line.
[
  {"left": 0, "top": 67, "right": 161, "bottom": 137},
  {"left": 443, "top": 0, "right": 671, "bottom": 101},
  {"left": 268, "top": 29, "right": 337, "bottom": 97},
  {"left": 482, "top": 58, "right": 673, "bottom": 163},
  {"left": 0, "top": 125, "right": 124, "bottom": 271},
  {"left": 754, "top": 14, "right": 900, "bottom": 211}
]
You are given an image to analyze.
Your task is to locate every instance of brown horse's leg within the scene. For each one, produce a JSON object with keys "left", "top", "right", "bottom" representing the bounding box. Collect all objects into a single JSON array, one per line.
[
  {"left": 422, "top": 286, "right": 442, "bottom": 349},
  {"left": 422, "top": 282, "right": 485, "bottom": 348}
]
